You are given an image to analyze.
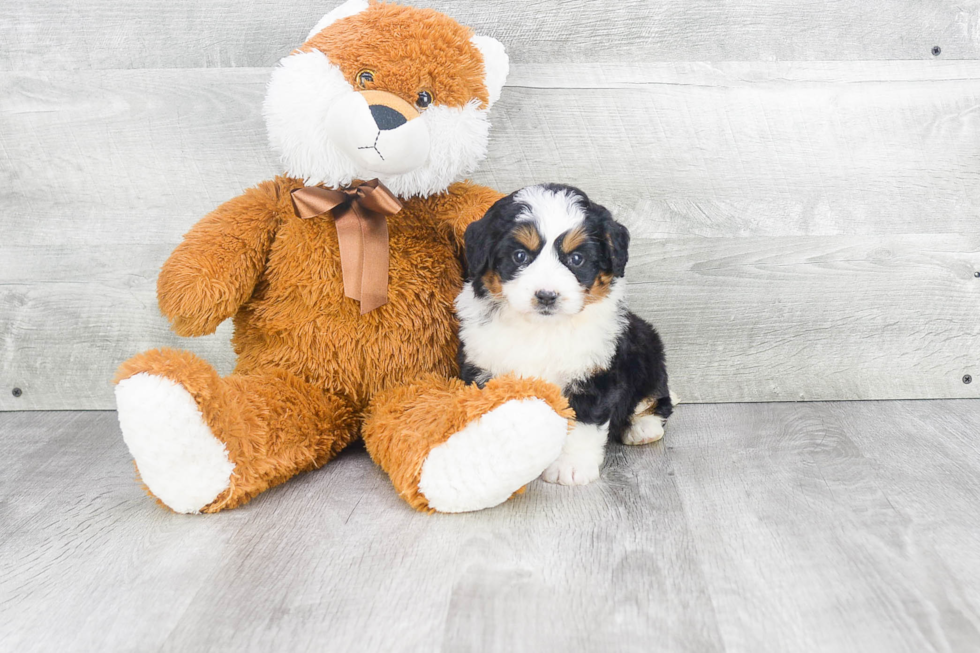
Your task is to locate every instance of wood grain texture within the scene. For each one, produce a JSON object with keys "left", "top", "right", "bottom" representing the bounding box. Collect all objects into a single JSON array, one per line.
[
  {"left": 666, "top": 400, "right": 980, "bottom": 653},
  {"left": 826, "top": 400, "right": 980, "bottom": 647},
  {"left": 3, "top": 233, "right": 978, "bottom": 409},
  {"left": 2, "top": 402, "right": 979, "bottom": 651},
  {"left": 4, "top": 62, "right": 980, "bottom": 247},
  {"left": 2, "top": 0, "right": 978, "bottom": 71},
  {"left": 2, "top": 61, "right": 980, "bottom": 408},
  {"left": 631, "top": 234, "right": 980, "bottom": 403}
]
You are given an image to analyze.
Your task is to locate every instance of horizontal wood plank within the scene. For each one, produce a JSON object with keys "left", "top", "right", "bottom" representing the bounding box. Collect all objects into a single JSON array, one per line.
[
  {"left": 3, "top": 62, "right": 979, "bottom": 247},
  {"left": 2, "top": 234, "right": 978, "bottom": 409},
  {"left": 1, "top": 0, "right": 976, "bottom": 71},
  {"left": 3, "top": 61, "right": 980, "bottom": 408}
]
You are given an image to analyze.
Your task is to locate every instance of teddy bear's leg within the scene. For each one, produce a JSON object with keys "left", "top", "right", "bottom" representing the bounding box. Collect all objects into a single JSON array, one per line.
[
  {"left": 114, "top": 348, "right": 356, "bottom": 514},
  {"left": 362, "top": 374, "right": 574, "bottom": 513}
]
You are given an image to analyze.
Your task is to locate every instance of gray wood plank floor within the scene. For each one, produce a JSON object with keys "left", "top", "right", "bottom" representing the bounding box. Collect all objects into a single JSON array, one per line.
[{"left": 1, "top": 401, "right": 978, "bottom": 652}]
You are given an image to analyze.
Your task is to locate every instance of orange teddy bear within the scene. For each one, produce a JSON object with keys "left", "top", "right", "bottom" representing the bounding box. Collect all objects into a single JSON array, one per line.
[{"left": 113, "top": 0, "right": 573, "bottom": 514}]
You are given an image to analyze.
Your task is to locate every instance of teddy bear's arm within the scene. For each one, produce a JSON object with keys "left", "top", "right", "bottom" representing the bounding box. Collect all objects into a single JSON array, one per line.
[
  {"left": 434, "top": 182, "right": 506, "bottom": 247},
  {"left": 157, "top": 180, "right": 285, "bottom": 337}
]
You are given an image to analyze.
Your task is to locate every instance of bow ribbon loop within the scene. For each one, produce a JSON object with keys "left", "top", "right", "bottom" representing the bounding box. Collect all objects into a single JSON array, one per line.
[{"left": 291, "top": 179, "right": 402, "bottom": 314}]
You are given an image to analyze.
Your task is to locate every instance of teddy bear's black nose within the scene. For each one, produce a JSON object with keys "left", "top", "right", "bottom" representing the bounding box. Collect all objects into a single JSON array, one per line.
[{"left": 370, "top": 104, "right": 407, "bottom": 131}]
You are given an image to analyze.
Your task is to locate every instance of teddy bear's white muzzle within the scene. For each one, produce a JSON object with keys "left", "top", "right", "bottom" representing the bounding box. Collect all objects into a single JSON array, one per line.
[{"left": 325, "top": 92, "right": 431, "bottom": 175}]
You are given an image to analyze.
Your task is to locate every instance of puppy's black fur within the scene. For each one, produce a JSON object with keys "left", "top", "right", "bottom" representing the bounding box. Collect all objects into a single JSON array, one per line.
[
  {"left": 565, "top": 314, "right": 672, "bottom": 442},
  {"left": 459, "top": 313, "right": 671, "bottom": 442}
]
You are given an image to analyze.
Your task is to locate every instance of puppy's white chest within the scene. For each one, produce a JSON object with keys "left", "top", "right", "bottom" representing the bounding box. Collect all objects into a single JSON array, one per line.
[{"left": 458, "top": 285, "right": 624, "bottom": 389}]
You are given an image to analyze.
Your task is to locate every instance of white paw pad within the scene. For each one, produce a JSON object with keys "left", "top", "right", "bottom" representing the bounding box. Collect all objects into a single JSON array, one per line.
[
  {"left": 115, "top": 373, "right": 234, "bottom": 514},
  {"left": 623, "top": 414, "right": 666, "bottom": 446},
  {"left": 541, "top": 450, "right": 602, "bottom": 486},
  {"left": 418, "top": 398, "right": 567, "bottom": 513}
]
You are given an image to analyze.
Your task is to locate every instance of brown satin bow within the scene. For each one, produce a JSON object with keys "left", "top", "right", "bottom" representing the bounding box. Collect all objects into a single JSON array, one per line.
[{"left": 291, "top": 179, "right": 403, "bottom": 314}]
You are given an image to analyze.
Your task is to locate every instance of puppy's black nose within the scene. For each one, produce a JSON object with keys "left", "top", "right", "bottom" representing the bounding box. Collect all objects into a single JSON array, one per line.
[
  {"left": 534, "top": 290, "right": 559, "bottom": 306},
  {"left": 370, "top": 104, "right": 407, "bottom": 131}
]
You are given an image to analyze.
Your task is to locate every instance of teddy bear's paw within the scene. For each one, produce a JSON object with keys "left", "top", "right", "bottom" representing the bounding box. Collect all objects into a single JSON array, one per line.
[
  {"left": 418, "top": 398, "right": 567, "bottom": 513},
  {"left": 115, "top": 372, "right": 235, "bottom": 514}
]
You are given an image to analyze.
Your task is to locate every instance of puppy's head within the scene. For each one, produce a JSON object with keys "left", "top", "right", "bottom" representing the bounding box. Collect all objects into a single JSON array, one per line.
[
  {"left": 465, "top": 184, "right": 630, "bottom": 318},
  {"left": 263, "top": 0, "right": 508, "bottom": 198}
]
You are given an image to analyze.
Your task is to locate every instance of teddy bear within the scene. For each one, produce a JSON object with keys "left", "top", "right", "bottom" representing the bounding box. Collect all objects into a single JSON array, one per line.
[{"left": 113, "top": 0, "right": 573, "bottom": 514}]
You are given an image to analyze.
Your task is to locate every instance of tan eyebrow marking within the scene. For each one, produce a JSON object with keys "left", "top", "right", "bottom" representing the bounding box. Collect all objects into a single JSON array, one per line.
[
  {"left": 560, "top": 225, "right": 589, "bottom": 253},
  {"left": 513, "top": 223, "right": 542, "bottom": 251}
]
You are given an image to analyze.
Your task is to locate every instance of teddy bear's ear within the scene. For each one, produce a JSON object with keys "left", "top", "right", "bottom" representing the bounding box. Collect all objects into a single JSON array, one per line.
[
  {"left": 306, "top": 0, "right": 370, "bottom": 41},
  {"left": 470, "top": 35, "right": 509, "bottom": 108}
]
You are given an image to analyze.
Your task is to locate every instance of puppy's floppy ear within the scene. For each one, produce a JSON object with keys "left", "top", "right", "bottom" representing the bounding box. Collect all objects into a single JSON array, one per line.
[
  {"left": 591, "top": 202, "right": 630, "bottom": 277},
  {"left": 464, "top": 199, "right": 506, "bottom": 281}
]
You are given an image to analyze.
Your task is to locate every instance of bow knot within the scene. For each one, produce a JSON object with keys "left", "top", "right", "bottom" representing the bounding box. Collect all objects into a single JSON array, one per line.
[{"left": 291, "top": 179, "right": 402, "bottom": 314}]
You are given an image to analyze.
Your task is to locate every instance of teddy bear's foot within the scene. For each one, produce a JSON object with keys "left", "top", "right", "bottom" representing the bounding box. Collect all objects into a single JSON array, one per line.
[
  {"left": 418, "top": 398, "right": 567, "bottom": 513},
  {"left": 115, "top": 372, "right": 235, "bottom": 514},
  {"left": 115, "top": 348, "right": 358, "bottom": 514},
  {"left": 363, "top": 373, "right": 574, "bottom": 512}
]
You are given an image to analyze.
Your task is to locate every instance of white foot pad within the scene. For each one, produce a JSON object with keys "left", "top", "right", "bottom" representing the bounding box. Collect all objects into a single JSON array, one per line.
[
  {"left": 115, "top": 373, "right": 235, "bottom": 514},
  {"left": 418, "top": 399, "right": 567, "bottom": 513},
  {"left": 541, "top": 421, "right": 607, "bottom": 486},
  {"left": 541, "top": 450, "right": 602, "bottom": 485},
  {"left": 623, "top": 414, "right": 666, "bottom": 446}
]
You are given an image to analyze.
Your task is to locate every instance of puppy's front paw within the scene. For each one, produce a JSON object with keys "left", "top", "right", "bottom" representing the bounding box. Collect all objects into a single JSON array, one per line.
[{"left": 541, "top": 451, "right": 601, "bottom": 486}]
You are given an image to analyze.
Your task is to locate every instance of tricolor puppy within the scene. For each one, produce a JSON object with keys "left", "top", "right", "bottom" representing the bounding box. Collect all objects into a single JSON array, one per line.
[{"left": 456, "top": 184, "right": 672, "bottom": 485}]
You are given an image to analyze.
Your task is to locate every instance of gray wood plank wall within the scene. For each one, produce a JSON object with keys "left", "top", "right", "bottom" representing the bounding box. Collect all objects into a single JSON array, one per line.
[{"left": 1, "top": 2, "right": 979, "bottom": 410}]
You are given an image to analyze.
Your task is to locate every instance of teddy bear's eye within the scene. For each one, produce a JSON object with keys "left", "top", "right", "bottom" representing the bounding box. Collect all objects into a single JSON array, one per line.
[
  {"left": 416, "top": 90, "right": 433, "bottom": 108},
  {"left": 356, "top": 70, "right": 375, "bottom": 88}
]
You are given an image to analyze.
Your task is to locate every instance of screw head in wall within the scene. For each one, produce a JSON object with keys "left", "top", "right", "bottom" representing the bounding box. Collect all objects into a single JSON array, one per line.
[
  {"left": 964, "top": 375, "right": 973, "bottom": 385},
  {"left": 12, "top": 387, "right": 23, "bottom": 398},
  {"left": 932, "top": 46, "right": 942, "bottom": 56}
]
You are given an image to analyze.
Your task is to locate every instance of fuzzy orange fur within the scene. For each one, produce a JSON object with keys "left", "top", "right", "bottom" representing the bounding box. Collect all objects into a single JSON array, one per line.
[
  {"left": 116, "top": 348, "right": 357, "bottom": 512},
  {"left": 363, "top": 374, "right": 573, "bottom": 511},
  {"left": 116, "top": 175, "right": 563, "bottom": 512},
  {"left": 115, "top": 4, "right": 567, "bottom": 514},
  {"left": 303, "top": 2, "right": 490, "bottom": 109}
]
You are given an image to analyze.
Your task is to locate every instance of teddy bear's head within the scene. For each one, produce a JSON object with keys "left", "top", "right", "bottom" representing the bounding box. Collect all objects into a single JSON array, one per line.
[{"left": 264, "top": 0, "right": 509, "bottom": 198}]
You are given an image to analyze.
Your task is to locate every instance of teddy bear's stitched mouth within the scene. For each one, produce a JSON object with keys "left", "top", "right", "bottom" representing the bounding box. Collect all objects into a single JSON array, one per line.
[{"left": 357, "top": 131, "right": 385, "bottom": 161}]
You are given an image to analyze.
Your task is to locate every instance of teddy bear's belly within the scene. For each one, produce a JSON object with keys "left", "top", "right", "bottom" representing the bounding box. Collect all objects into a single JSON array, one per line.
[{"left": 232, "top": 229, "right": 462, "bottom": 409}]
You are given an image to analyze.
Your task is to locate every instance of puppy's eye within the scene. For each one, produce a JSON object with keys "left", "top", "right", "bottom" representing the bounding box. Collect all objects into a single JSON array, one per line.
[
  {"left": 416, "top": 90, "right": 433, "bottom": 108},
  {"left": 356, "top": 70, "right": 375, "bottom": 88},
  {"left": 512, "top": 249, "right": 528, "bottom": 265},
  {"left": 568, "top": 252, "right": 585, "bottom": 267}
]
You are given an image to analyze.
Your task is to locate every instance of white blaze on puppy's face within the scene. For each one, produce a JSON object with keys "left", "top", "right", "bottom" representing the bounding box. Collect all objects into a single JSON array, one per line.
[{"left": 502, "top": 186, "right": 589, "bottom": 317}]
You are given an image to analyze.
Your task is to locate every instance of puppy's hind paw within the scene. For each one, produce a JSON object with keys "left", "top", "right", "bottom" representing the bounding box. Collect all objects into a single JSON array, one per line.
[{"left": 623, "top": 414, "right": 666, "bottom": 446}]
